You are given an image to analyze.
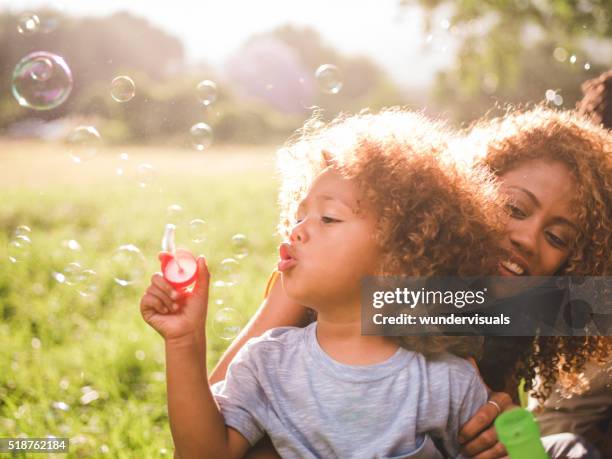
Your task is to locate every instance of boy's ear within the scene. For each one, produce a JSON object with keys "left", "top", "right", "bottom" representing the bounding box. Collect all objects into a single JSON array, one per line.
[{"left": 321, "top": 149, "right": 334, "bottom": 166}]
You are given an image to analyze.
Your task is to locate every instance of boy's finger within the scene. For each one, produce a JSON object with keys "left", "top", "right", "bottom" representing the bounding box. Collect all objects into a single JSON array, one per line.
[
  {"left": 141, "top": 293, "right": 168, "bottom": 315},
  {"left": 151, "top": 272, "right": 179, "bottom": 300},
  {"left": 148, "top": 285, "right": 173, "bottom": 309}
]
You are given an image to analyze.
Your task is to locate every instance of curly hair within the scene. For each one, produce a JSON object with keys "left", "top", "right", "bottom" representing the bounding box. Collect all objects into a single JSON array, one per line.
[
  {"left": 277, "top": 107, "right": 508, "bottom": 359},
  {"left": 464, "top": 106, "right": 612, "bottom": 402}
]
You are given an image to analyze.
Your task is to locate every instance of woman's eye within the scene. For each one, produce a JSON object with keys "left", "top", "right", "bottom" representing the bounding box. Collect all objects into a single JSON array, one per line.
[
  {"left": 506, "top": 204, "right": 526, "bottom": 218},
  {"left": 546, "top": 231, "right": 567, "bottom": 248},
  {"left": 321, "top": 216, "right": 340, "bottom": 224}
]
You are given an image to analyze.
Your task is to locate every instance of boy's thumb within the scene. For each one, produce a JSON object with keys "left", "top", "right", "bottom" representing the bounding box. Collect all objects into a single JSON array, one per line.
[{"left": 192, "top": 256, "right": 210, "bottom": 300}]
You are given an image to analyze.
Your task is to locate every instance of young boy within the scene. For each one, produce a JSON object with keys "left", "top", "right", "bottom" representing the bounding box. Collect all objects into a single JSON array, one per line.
[{"left": 140, "top": 109, "right": 507, "bottom": 458}]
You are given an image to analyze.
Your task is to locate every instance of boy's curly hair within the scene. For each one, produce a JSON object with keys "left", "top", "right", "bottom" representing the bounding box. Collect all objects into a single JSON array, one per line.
[
  {"left": 277, "top": 107, "right": 508, "bottom": 359},
  {"left": 465, "top": 106, "right": 612, "bottom": 401}
]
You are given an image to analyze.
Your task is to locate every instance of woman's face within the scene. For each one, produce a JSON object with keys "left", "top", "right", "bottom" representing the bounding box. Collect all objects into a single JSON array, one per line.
[{"left": 497, "top": 159, "right": 579, "bottom": 277}]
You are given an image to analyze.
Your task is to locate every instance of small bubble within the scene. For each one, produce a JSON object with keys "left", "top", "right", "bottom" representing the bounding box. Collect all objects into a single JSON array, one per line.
[
  {"left": 219, "top": 258, "right": 240, "bottom": 286},
  {"left": 31, "top": 337, "right": 41, "bottom": 349},
  {"left": 231, "top": 234, "right": 249, "bottom": 259},
  {"left": 62, "top": 239, "right": 82, "bottom": 251},
  {"left": 110, "top": 244, "right": 146, "bottom": 287},
  {"left": 189, "top": 219, "right": 208, "bottom": 243},
  {"left": 584, "top": 62, "right": 591, "bottom": 70},
  {"left": 553, "top": 47, "right": 568, "bottom": 62},
  {"left": 136, "top": 163, "right": 155, "bottom": 188},
  {"left": 190, "top": 122, "right": 213, "bottom": 151},
  {"left": 63, "top": 262, "right": 84, "bottom": 286},
  {"left": 8, "top": 235, "right": 32, "bottom": 263},
  {"left": 76, "top": 269, "right": 98, "bottom": 297},
  {"left": 553, "top": 94, "right": 564, "bottom": 106},
  {"left": 110, "top": 75, "right": 136, "bottom": 103},
  {"left": 52, "top": 401, "right": 70, "bottom": 411},
  {"left": 569, "top": 54, "right": 577, "bottom": 64},
  {"left": 67, "top": 126, "right": 101, "bottom": 163},
  {"left": 545, "top": 89, "right": 557, "bottom": 102},
  {"left": 17, "top": 12, "right": 40, "bottom": 35},
  {"left": 166, "top": 204, "right": 184, "bottom": 225},
  {"left": 14, "top": 225, "right": 31, "bottom": 237},
  {"left": 212, "top": 307, "right": 243, "bottom": 340},
  {"left": 100, "top": 444, "right": 110, "bottom": 454},
  {"left": 315, "top": 64, "right": 343, "bottom": 94},
  {"left": 80, "top": 390, "right": 99, "bottom": 405},
  {"left": 135, "top": 350, "right": 146, "bottom": 361},
  {"left": 196, "top": 80, "right": 218, "bottom": 106}
]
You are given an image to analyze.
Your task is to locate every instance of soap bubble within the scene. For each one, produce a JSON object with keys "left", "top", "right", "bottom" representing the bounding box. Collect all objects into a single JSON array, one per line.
[
  {"left": 63, "top": 262, "right": 84, "bottom": 286},
  {"left": 219, "top": 258, "right": 240, "bottom": 286},
  {"left": 116, "top": 153, "right": 129, "bottom": 177},
  {"left": 76, "top": 269, "right": 98, "bottom": 297},
  {"left": 8, "top": 235, "right": 32, "bottom": 263},
  {"left": 196, "top": 80, "right": 218, "bottom": 106},
  {"left": 315, "top": 64, "right": 343, "bottom": 94},
  {"left": 212, "top": 307, "right": 243, "bottom": 340},
  {"left": 231, "top": 234, "right": 249, "bottom": 259},
  {"left": 111, "top": 244, "right": 146, "bottom": 286},
  {"left": 136, "top": 163, "right": 155, "bottom": 188},
  {"left": 67, "top": 126, "right": 101, "bottom": 163},
  {"left": 14, "top": 225, "right": 32, "bottom": 237},
  {"left": 553, "top": 47, "right": 568, "bottom": 62},
  {"left": 569, "top": 54, "right": 577, "bottom": 64},
  {"left": 190, "top": 122, "right": 213, "bottom": 151},
  {"left": 545, "top": 89, "right": 556, "bottom": 102},
  {"left": 189, "top": 219, "right": 208, "bottom": 243},
  {"left": 110, "top": 76, "right": 135, "bottom": 103},
  {"left": 166, "top": 204, "right": 184, "bottom": 225},
  {"left": 12, "top": 51, "right": 73, "bottom": 110},
  {"left": 584, "top": 62, "right": 591, "bottom": 70},
  {"left": 17, "top": 12, "right": 40, "bottom": 35}
]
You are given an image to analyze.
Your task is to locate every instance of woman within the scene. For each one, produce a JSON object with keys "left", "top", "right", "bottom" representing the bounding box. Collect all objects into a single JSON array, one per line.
[{"left": 209, "top": 106, "right": 611, "bottom": 459}]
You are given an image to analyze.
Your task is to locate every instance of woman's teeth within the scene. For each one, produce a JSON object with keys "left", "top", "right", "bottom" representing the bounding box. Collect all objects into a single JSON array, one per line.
[{"left": 501, "top": 260, "right": 525, "bottom": 275}]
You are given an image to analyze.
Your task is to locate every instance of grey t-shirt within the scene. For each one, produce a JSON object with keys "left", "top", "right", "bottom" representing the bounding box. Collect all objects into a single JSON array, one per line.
[{"left": 212, "top": 322, "right": 487, "bottom": 458}]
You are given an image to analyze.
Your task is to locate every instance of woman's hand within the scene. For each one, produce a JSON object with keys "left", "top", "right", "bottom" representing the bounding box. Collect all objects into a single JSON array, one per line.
[
  {"left": 140, "top": 252, "right": 210, "bottom": 342},
  {"left": 458, "top": 391, "right": 516, "bottom": 458}
]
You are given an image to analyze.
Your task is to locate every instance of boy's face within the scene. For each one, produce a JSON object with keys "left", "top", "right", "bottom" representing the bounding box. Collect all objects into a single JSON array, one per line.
[{"left": 280, "top": 168, "right": 381, "bottom": 312}]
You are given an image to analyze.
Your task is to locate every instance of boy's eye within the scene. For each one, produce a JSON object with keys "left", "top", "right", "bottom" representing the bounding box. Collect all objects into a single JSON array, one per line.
[{"left": 321, "top": 216, "right": 340, "bottom": 224}]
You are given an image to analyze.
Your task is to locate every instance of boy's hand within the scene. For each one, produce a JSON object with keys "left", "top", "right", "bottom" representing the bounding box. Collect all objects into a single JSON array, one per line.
[{"left": 140, "top": 252, "right": 210, "bottom": 342}]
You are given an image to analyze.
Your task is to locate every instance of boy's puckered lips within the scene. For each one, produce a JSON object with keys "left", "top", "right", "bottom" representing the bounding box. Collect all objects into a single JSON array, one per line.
[{"left": 278, "top": 242, "right": 298, "bottom": 272}]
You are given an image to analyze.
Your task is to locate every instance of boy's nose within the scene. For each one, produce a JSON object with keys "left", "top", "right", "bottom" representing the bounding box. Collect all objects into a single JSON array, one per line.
[{"left": 290, "top": 220, "right": 308, "bottom": 243}]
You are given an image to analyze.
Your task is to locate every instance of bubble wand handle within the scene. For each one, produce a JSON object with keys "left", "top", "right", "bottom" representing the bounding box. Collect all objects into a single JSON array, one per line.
[{"left": 162, "top": 224, "right": 183, "bottom": 272}]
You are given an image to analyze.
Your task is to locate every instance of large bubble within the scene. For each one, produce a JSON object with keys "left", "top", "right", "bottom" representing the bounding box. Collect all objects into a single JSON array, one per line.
[
  {"left": 12, "top": 51, "right": 73, "bottom": 110},
  {"left": 67, "top": 126, "right": 101, "bottom": 163},
  {"left": 196, "top": 80, "right": 218, "bottom": 106},
  {"left": 111, "top": 244, "right": 146, "bottom": 287}
]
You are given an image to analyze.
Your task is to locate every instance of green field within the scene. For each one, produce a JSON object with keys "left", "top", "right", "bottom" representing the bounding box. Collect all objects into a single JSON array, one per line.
[{"left": 0, "top": 140, "right": 281, "bottom": 457}]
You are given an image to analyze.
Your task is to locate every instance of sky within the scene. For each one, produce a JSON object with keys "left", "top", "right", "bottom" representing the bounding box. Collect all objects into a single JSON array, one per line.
[{"left": 1, "top": 0, "right": 456, "bottom": 89}]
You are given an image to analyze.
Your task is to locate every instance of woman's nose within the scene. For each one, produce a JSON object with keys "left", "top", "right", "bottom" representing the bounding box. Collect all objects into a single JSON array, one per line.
[
  {"left": 290, "top": 219, "right": 309, "bottom": 243},
  {"left": 508, "top": 220, "right": 537, "bottom": 256}
]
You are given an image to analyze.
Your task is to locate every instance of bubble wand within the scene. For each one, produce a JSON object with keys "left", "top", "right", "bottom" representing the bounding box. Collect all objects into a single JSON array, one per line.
[{"left": 160, "top": 224, "right": 198, "bottom": 291}]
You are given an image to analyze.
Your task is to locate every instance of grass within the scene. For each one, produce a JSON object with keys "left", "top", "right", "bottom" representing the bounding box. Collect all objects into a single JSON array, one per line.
[{"left": 0, "top": 140, "right": 281, "bottom": 457}]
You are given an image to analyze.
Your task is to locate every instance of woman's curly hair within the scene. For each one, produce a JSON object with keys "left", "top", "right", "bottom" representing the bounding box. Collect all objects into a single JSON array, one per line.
[
  {"left": 277, "top": 107, "right": 508, "bottom": 359},
  {"left": 464, "top": 105, "right": 612, "bottom": 402}
]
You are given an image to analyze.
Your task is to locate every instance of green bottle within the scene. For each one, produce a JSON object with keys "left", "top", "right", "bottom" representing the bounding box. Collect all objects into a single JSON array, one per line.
[{"left": 494, "top": 408, "right": 549, "bottom": 459}]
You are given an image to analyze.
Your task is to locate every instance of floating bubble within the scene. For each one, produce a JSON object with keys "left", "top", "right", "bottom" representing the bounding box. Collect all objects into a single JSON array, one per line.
[
  {"left": 67, "top": 126, "right": 101, "bottom": 163},
  {"left": 212, "top": 307, "right": 243, "bottom": 340},
  {"left": 63, "top": 262, "right": 84, "bottom": 286},
  {"left": 584, "top": 62, "right": 591, "bottom": 70},
  {"left": 116, "top": 153, "right": 129, "bottom": 177},
  {"left": 8, "top": 235, "right": 31, "bottom": 263},
  {"left": 189, "top": 219, "right": 208, "bottom": 243},
  {"left": 553, "top": 94, "right": 563, "bottom": 106},
  {"left": 545, "top": 89, "right": 556, "bottom": 102},
  {"left": 569, "top": 54, "right": 577, "bottom": 64},
  {"left": 136, "top": 163, "right": 155, "bottom": 188},
  {"left": 231, "top": 234, "right": 249, "bottom": 259},
  {"left": 315, "top": 64, "right": 343, "bottom": 94},
  {"left": 110, "top": 76, "right": 135, "bottom": 103},
  {"left": 196, "top": 80, "right": 218, "bottom": 106},
  {"left": 111, "top": 244, "right": 146, "bottom": 286},
  {"left": 51, "top": 401, "right": 69, "bottom": 412},
  {"left": 62, "top": 239, "right": 82, "bottom": 252},
  {"left": 166, "top": 204, "right": 184, "bottom": 225},
  {"left": 14, "top": 225, "right": 31, "bottom": 237},
  {"left": 76, "top": 269, "right": 98, "bottom": 297},
  {"left": 12, "top": 51, "right": 73, "bottom": 110},
  {"left": 219, "top": 258, "right": 240, "bottom": 286},
  {"left": 553, "top": 47, "right": 568, "bottom": 62},
  {"left": 17, "top": 12, "right": 40, "bottom": 35},
  {"left": 190, "top": 122, "right": 213, "bottom": 151}
]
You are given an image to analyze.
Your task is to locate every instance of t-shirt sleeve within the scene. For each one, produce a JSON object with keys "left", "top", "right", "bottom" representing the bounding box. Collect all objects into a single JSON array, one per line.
[
  {"left": 453, "top": 371, "right": 489, "bottom": 458},
  {"left": 211, "top": 343, "right": 269, "bottom": 446}
]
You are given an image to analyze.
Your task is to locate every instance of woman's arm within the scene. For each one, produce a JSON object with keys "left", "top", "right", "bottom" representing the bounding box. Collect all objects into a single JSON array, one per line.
[{"left": 208, "top": 271, "right": 311, "bottom": 385}]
